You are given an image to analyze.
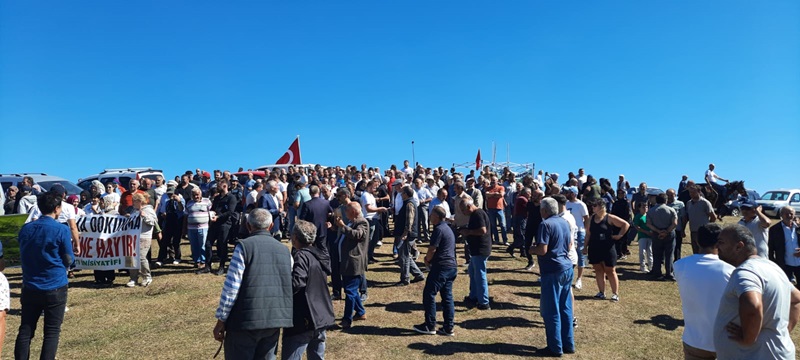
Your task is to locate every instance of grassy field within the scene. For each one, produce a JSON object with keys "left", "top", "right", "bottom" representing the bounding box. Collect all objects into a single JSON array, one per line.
[
  {"left": 1, "top": 216, "right": 797, "bottom": 359},
  {"left": 0, "top": 215, "right": 26, "bottom": 262}
]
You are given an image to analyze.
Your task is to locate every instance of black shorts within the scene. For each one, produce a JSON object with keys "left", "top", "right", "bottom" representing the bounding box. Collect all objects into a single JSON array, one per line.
[{"left": 588, "top": 242, "right": 617, "bottom": 267}]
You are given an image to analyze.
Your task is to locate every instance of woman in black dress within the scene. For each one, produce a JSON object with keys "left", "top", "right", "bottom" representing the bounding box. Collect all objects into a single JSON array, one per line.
[{"left": 583, "top": 198, "right": 630, "bottom": 302}]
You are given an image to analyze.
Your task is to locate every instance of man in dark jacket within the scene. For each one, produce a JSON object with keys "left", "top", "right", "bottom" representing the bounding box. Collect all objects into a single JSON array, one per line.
[
  {"left": 333, "top": 202, "right": 369, "bottom": 329},
  {"left": 213, "top": 208, "right": 293, "bottom": 360},
  {"left": 283, "top": 220, "right": 335, "bottom": 360},
  {"left": 768, "top": 206, "right": 800, "bottom": 281},
  {"left": 299, "top": 185, "right": 333, "bottom": 254},
  {"left": 201, "top": 179, "right": 239, "bottom": 275},
  {"left": 395, "top": 186, "right": 425, "bottom": 286}
]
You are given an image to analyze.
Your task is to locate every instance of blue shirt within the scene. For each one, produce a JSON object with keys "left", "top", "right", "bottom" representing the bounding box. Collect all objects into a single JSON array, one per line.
[
  {"left": 429, "top": 222, "right": 457, "bottom": 268},
  {"left": 536, "top": 216, "right": 572, "bottom": 274},
  {"left": 18, "top": 216, "right": 73, "bottom": 291}
]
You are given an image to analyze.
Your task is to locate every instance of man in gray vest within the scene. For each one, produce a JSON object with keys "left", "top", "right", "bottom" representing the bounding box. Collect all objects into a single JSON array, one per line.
[{"left": 214, "top": 208, "right": 293, "bottom": 360}]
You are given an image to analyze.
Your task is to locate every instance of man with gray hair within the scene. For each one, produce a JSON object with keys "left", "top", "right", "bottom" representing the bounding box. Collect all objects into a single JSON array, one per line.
[
  {"left": 213, "top": 208, "right": 293, "bottom": 360},
  {"left": 259, "top": 180, "right": 284, "bottom": 238},
  {"left": 529, "top": 197, "right": 575, "bottom": 357},
  {"left": 714, "top": 224, "right": 800, "bottom": 360}
]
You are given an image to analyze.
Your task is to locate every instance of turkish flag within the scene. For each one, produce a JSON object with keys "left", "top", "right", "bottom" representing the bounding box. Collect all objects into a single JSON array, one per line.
[
  {"left": 475, "top": 149, "right": 481, "bottom": 170},
  {"left": 275, "top": 137, "right": 302, "bottom": 165}
]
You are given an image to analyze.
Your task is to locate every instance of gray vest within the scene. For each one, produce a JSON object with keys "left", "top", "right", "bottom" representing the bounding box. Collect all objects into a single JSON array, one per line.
[{"left": 226, "top": 230, "right": 294, "bottom": 331}]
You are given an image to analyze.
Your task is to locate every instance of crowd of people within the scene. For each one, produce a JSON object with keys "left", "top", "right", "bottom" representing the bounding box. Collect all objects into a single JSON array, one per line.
[{"left": 6, "top": 161, "right": 800, "bottom": 359}]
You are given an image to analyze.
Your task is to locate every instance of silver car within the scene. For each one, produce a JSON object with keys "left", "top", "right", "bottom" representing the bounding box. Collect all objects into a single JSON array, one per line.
[{"left": 755, "top": 189, "right": 800, "bottom": 218}]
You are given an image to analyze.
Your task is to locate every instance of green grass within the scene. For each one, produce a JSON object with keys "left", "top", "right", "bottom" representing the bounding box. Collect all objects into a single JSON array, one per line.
[
  {"left": 0, "top": 216, "right": 797, "bottom": 359},
  {"left": 0, "top": 215, "right": 26, "bottom": 262}
]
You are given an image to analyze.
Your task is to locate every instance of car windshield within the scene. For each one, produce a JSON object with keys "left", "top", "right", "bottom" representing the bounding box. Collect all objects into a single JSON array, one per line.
[
  {"left": 761, "top": 191, "right": 789, "bottom": 201},
  {"left": 38, "top": 181, "right": 84, "bottom": 196}
]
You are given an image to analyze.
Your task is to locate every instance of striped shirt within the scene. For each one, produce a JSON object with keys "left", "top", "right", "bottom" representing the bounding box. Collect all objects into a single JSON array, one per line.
[{"left": 184, "top": 199, "right": 212, "bottom": 229}]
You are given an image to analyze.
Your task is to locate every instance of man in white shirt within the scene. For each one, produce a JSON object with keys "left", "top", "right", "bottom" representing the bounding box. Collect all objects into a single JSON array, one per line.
[
  {"left": 401, "top": 160, "right": 414, "bottom": 179},
  {"left": 704, "top": 163, "right": 728, "bottom": 202},
  {"left": 429, "top": 188, "right": 451, "bottom": 219},
  {"left": 564, "top": 186, "right": 589, "bottom": 289},
  {"left": 414, "top": 178, "right": 434, "bottom": 241},
  {"left": 737, "top": 201, "right": 770, "bottom": 258},
  {"left": 361, "top": 180, "right": 388, "bottom": 263},
  {"left": 674, "top": 223, "right": 734, "bottom": 359}
]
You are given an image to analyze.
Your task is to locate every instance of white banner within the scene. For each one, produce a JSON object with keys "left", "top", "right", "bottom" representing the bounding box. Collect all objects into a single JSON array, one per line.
[{"left": 74, "top": 214, "right": 142, "bottom": 270}]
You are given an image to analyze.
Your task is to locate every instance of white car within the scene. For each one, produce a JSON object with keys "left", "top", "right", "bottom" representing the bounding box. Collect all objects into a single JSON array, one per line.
[
  {"left": 755, "top": 189, "right": 800, "bottom": 218},
  {"left": 78, "top": 167, "right": 164, "bottom": 192}
]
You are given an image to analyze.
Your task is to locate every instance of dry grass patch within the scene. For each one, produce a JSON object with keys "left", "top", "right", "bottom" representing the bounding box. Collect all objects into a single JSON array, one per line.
[{"left": 2, "top": 217, "right": 797, "bottom": 359}]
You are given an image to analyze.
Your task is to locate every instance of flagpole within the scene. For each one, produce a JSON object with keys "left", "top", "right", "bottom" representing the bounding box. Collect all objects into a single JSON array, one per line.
[{"left": 411, "top": 141, "right": 416, "bottom": 166}]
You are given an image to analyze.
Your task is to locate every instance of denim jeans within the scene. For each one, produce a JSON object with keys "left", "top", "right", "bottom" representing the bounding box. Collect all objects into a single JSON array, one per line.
[
  {"left": 651, "top": 231, "right": 676, "bottom": 277},
  {"left": 540, "top": 267, "right": 575, "bottom": 355},
  {"left": 342, "top": 275, "right": 365, "bottom": 323},
  {"left": 15, "top": 285, "right": 68, "bottom": 360},
  {"left": 281, "top": 329, "right": 326, "bottom": 360},
  {"left": 327, "top": 236, "right": 342, "bottom": 297},
  {"left": 224, "top": 328, "right": 279, "bottom": 360},
  {"left": 467, "top": 255, "right": 489, "bottom": 305},
  {"left": 487, "top": 209, "right": 508, "bottom": 243},
  {"left": 188, "top": 227, "right": 208, "bottom": 264},
  {"left": 423, "top": 266, "right": 457, "bottom": 329},
  {"left": 576, "top": 230, "right": 586, "bottom": 267},
  {"left": 398, "top": 236, "right": 423, "bottom": 283},
  {"left": 287, "top": 206, "right": 297, "bottom": 234}
]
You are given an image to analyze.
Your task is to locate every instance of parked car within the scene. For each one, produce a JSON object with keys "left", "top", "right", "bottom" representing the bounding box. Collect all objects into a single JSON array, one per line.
[
  {"left": 0, "top": 173, "right": 84, "bottom": 196},
  {"left": 725, "top": 189, "right": 761, "bottom": 217},
  {"left": 626, "top": 187, "right": 664, "bottom": 203},
  {"left": 77, "top": 167, "right": 164, "bottom": 192},
  {"left": 756, "top": 189, "right": 800, "bottom": 218}
]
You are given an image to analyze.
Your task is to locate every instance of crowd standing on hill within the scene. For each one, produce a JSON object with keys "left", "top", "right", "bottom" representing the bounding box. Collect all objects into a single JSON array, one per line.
[{"left": 5, "top": 162, "right": 800, "bottom": 359}]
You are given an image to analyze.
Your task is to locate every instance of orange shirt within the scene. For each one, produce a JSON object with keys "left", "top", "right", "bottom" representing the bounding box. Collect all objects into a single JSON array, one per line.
[{"left": 485, "top": 185, "right": 505, "bottom": 210}]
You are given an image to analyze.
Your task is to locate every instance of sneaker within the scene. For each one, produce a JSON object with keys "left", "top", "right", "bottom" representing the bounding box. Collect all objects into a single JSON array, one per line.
[
  {"left": 436, "top": 327, "right": 455, "bottom": 336},
  {"left": 394, "top": 281, "right": 410, "bottom": 287},
  {"left": 214, "top": 267, "right": 227, "bottom": 276},
  {"left": 353, "top": 314, "right": 367, "bottom": 321},
  {"left": 126, "top": 280, "right": 136, "bottom": 288},
  {"left": 573, "top": 278, "right": 582, "bottom": 290},
  {"left": 412, "top": 323, "right": 436, "bottom": 335},
  {"left": 142, "top": 278, "right": 152, "bottom": 287},
  {"left": 593, "top": 292, "right": 606, "bottom": 300},
  {"left": 392, "top": 254, "right": 399, "bottom": 260},
  {"left": 172, "top": 260, "right": 180, "bottom": 265},
  {"left": 360, "top": 293, "right": 369, "bottom": 302},
  {"left": 376, "top": 241, "right": 383, "bottom": 247},
  {"left": 524, "top": 263, "right": 535, "bottom": 271},
  {"left": 573, "top": 317, "right": 578, "bottom": 329},
  {"left": 195, "top": 267, "right": 211, "bottom": 275},
  {"left": 477, "top": 303, "right": 491, "bottom": 310},
  {"left": 610, "top": 294, "right": 619, "bottom": 302},
  {"left": 155, "top": 261, "right": 163, "bottom": 267},
  {"left": 410, "top": 276, "right": 425, "bottom": 284}
]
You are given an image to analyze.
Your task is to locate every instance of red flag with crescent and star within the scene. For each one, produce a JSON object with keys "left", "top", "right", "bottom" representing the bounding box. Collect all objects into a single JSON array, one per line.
[
  {"left": 475, "top": 149, "right": 481, "bottom": 170},
  {"left": 275, "top": 137, "right": 302, "bottom": 165}
]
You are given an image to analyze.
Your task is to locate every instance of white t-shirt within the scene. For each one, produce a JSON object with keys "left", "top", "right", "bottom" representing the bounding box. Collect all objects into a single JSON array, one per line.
[
  {"left": 26, "top": 200, "right": 76, "bottom": 224},
  {"left": 0, "top": 273, "right": 8, "bottom": 312},
  {"left": 360, "top": 192, "right": 378, "bottom": 220},
  {"left": 559, "top": 211, "right": 578, "bottom": 265},
  {"left": 705, "top": 169, "right": 719, "bottom": 184},
  {"left": 738, "top": 217, "right": 769, "bottom": 258},
  {"left": 565, "top": 200, "right": 588, "bottom": 231},
  {"left": 246, "top": 190, "right": 258, "bottom": 208},
  {"left": 714, "top": 258, "right": 796, "bottom": 359},
  {"left": 674, "top": 254, "right": 734, "bottom": 352}
]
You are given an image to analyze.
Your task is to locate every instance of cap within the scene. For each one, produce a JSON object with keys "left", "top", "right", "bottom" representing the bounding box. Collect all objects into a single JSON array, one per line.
[
  {"left": 426, "top": 175, "right": 434, "bottom": 180},
  {"left": 740, "top": 201, "right": 757, "bottom": 209},
  {"left": 296, "top": 178, "right": 307, "bottom": 185},
  {"left": 563, "top": 186, "right": 579, "bottom": 195},
  {"left": 203, "top": 171, "right": 211, "bottom": 178},
  {"left": 466, "top": 177, "right": 475, "bottom": 183},
  {"left": 167, "top": 180, "right": 178, "bottom": 187},
  {"left": 392, "top": 179, "right": 404, "bottom": 186},
  {"left": 230, "top": 178, "right": 239, "bottom": 182},
  {"left": 550, "top": 173, "right": 560, "bottom": 179},
  {"left": 166, "top": 188, "right": 175, "bottom": 195},
  {"left": 49, "top": 183, "right": 67, "bottom": 197}
]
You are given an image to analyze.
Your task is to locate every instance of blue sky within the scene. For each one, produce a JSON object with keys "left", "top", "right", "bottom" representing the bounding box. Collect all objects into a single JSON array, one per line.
[{"left": 1, "top": 1, "right": 798, "bottom": 193}]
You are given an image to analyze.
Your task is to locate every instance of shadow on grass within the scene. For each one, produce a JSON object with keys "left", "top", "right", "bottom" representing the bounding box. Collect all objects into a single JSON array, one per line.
[
  {"left": 459, "top": 316, "right": 544, "bottom": 330},
  {"left": 488, "top": 300, "right": 538, "bottom": 311},
  {"left": 408, "top": 341, "right": 539, "bottom": 356},
  {"left": 633, "top": 314, "right": 684, "bottom": 331},
  {"left": 512, "top": 291, "right": 540, "bottom": 300},
  {"left": 344, "top": 325, "right": 418, "bottom": 337},
  {"left": 616, "top": 267, "right": 654, "bottom": 281},
  {"left": 490, "top": 278, "right": 536, "bottom": 287},
  {"left": 366, "top": 301, "right": 423, "bottom": 314}
]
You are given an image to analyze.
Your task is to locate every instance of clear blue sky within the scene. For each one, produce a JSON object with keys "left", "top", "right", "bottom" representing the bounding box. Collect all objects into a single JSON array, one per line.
[{"left": 1, "top": 1, "right": 798, "bottom": 193}]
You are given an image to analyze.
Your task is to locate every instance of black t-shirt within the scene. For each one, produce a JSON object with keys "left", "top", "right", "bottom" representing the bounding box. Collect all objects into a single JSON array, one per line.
[
  {"left": 429, "top": 222, "right": 457, "bottom": 268},
  {"left": 467, "top": 209, "right": 492, "bottom": 256}
]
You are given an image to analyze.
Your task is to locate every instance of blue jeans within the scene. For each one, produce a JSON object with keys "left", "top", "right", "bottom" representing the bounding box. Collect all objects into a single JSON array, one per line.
[
  {"left": 467, "top": 255, "right": 489, "bottom": 305},
  {"left": 576, "top": 230, "right": 586, "bottom": 267},
  {"left": 423, "top": 266, "right": 457, "bottom": 329},
  {"left": 15, "top": 285, "right": 68, "bottom": 360},
  {"left": 342, "top": 275, "right": 365, "bottom": 323},
  {"left": 188, "top": 227, "right": 208, "bottom": 264},
  {"left": 281, "top": 329, "right": 326, "bottom": 360},
  {"left": 487, "top": 209, "right": 508, "bottom": 243},
  {"left": 288, "top": 206, "right": 297, "bottom": 234},
  {"left": 540, "top": 267, "right": 575, "bottom": 355}
]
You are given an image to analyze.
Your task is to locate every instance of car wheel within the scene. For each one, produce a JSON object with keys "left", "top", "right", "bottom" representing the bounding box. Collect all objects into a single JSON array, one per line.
[{"left": 730, "top": 208, "right": 740, "bottom": 217}]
